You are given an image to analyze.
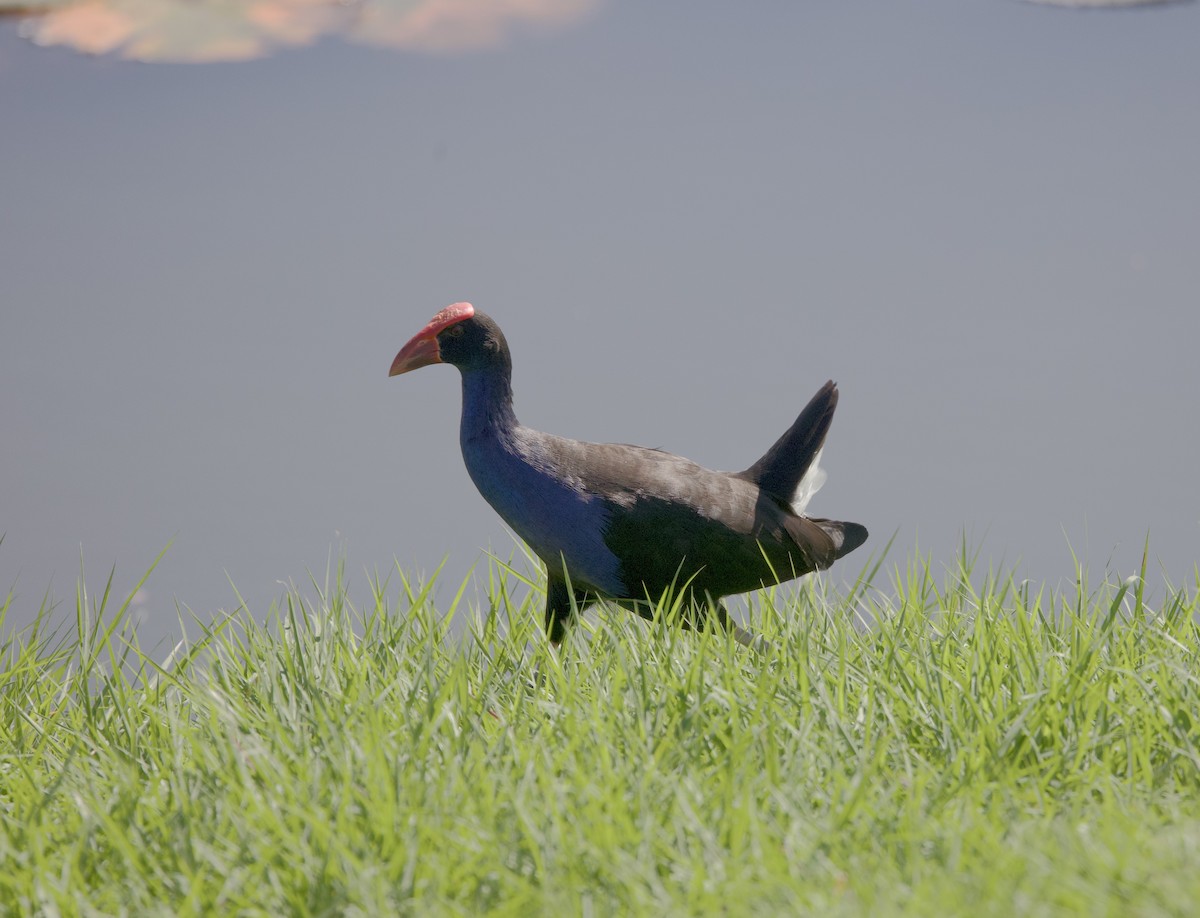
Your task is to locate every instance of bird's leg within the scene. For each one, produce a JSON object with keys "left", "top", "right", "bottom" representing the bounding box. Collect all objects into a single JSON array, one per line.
[
  {"left": 530, "top": 575, "right": 583, "bottom": 690},
  {"left": 544, "top": 577, "right": 574, "bottom": 644},
  {"left": 707, "top": 598, "right": 773, "bottom": 654},
  {"left": 544, "top": 576, "right": 592, "bottom": 645}
]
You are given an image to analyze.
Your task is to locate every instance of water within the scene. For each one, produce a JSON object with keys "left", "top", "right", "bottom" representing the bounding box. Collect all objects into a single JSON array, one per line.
[{"left": 3, "top": 0, "right": 1198, "bottom": 654}]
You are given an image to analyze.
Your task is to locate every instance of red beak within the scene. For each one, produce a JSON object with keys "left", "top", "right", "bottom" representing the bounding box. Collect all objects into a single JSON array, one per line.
[
  {"left": 389, "top": 333, "right": 441, "bottom": 376},
  {"left": 389, "top": 302, "right": 475, "bottom": 377}
]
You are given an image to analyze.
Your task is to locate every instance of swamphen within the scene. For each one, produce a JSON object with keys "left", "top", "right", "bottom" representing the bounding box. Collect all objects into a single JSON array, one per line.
[{"left": 391, "top": 302, "right": 867, "bottom": 647}]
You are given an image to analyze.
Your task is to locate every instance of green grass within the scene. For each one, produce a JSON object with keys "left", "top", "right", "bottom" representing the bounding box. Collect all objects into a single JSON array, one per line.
[{"left": 2, "top": 547, "right": 1199, "bottom": 916}]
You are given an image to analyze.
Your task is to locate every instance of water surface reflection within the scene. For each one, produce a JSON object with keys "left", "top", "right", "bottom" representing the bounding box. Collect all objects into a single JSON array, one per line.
[{"left": 6, "top": 0, "right": 599, "bottom": 62}]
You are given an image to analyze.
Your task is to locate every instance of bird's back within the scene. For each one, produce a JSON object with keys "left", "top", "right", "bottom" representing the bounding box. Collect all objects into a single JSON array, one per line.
[{"left": 526, "top": 434, "right": 862, "bottom": 600}]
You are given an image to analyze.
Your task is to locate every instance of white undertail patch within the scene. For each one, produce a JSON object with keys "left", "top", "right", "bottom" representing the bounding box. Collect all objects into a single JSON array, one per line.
[{"left": 790, "top": 447, "right": 827, "bottom": 515}]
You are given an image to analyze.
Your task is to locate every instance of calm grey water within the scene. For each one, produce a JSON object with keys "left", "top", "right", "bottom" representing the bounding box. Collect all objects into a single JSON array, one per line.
[{"left": 3, "top": 0, "right": 1198, "bottom": 653}]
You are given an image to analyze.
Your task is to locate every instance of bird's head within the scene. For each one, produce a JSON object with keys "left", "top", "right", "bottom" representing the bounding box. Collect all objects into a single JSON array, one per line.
[{"left": 389, "top": 302, "right": 510, "bottom": 376}]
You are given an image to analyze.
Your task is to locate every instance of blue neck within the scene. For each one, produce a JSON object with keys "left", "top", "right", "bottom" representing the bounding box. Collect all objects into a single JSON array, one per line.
[{"left": 459, "top": 366, "right": 519, "bottom": 447}]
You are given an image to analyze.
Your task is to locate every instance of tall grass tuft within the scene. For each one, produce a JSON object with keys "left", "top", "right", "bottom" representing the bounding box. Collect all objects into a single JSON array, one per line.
[{"left": 2, "top": 548, "right": 1199, "bottom": 915}]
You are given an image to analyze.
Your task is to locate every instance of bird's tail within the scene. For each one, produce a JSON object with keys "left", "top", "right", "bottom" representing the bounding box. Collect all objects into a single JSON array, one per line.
[
  {"left": 814, "top": 519, "right": 869, "bottom": 560},
  {"left": 780, "top": 515, "right": 869, "bottom": 572},
  {"left": 738, "top": 380, "right": 838, "bottom": 510}
]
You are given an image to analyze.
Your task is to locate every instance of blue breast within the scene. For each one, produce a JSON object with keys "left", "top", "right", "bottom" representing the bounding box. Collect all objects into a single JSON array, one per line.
[{"left": 457, "top": 374, "right": 625, "bottom": 595}]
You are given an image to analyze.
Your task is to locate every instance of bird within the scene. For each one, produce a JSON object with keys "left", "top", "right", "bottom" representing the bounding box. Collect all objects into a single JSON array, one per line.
[{"left": 390, "top": 302, "right": 867, "bottom": 648}]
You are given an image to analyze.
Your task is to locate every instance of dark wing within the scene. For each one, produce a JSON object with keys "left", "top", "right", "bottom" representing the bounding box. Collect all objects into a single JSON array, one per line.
[{"left": 539, "top": 438, "right": 859, "bottom": 600}]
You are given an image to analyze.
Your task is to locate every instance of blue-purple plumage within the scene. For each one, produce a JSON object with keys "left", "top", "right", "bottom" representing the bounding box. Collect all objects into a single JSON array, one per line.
[{"left": 391, "top": 304, "right": 867, "bottom": 647}]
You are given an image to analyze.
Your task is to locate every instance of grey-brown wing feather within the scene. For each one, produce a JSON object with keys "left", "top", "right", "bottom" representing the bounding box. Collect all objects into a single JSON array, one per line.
[{"left": 538, "top": 438, "right": 851, "bottom": 600}]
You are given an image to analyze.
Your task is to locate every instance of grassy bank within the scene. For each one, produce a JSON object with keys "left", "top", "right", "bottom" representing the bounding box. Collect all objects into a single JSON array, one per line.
[{"left": 2, "top": 551, "right": 1199, "bottom": 915}]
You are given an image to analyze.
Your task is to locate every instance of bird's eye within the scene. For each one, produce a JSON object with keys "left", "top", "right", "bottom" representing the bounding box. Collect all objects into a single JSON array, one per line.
[{"left": 445, "top": 325, "right": 465, "bottom": 338}]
